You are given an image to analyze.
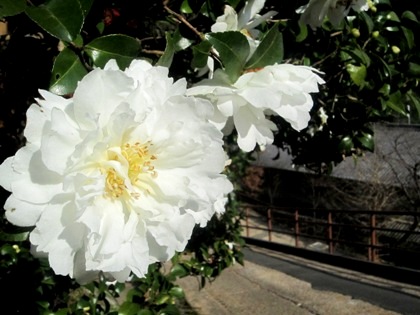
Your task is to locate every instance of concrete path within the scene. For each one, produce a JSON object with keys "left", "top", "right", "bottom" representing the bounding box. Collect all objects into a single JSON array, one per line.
[{"left": 177, "top": 246, "right": 420, "bottom": 315}]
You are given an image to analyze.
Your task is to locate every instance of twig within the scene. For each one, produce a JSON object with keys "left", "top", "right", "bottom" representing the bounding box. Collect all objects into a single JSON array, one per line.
[
  {"left": 142, "top": 49, "right": 164, "bottom": 56},
  {"left": 162, "top": 0, "right": 204, "bottom": 40}
]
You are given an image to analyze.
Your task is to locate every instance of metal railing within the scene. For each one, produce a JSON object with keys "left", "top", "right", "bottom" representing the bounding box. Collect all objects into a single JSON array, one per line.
[{"left": 241, "top": 204, "right": 420, "bottom": 268}]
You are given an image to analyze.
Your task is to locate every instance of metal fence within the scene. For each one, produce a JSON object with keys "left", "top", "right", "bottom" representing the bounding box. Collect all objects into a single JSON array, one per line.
[{"left": 241, "top": 204, "right": 420, "bottom": 269}]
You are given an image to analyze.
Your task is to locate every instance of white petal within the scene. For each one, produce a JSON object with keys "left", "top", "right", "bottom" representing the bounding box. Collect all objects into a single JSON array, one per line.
[
  {"left": 0, "top": 157, "right": 16, "bottom": 191},
  {"left": 4, "top": 195, "right": 44, "bottom": 226},
  {"left": 238, "top": 0, "right": 265, "bottom": 29},
  {"left": 40, "top": 108, "right": 81, "bottom": 173}
]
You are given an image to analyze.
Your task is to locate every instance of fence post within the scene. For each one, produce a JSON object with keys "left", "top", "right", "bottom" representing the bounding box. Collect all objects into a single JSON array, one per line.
[
  {"left": 368, "top": 213, "right": 378, "bottom": 262},
  {"left": 328, "top": 211, "right": 334, "bottom": 255},
  {"left": 295, "top": 209, "right": 299, "bottom": 247},
  {"left": 267, "top": 208, "right": 273, "bottom": 242}
]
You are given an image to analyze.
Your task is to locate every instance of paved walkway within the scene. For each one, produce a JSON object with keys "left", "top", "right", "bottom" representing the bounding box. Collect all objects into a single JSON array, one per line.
[{"left": 177, "top": 245, "right": 420, "bottom": 315}]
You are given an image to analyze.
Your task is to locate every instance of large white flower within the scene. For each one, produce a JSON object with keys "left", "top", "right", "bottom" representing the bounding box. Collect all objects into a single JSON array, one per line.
[
  {"left": 187, "top": 64, "right": 325, "bottom": 152},
  {"left": 0, "top": 59, "right": 232, "bottom": 283},
  {"left": 297, "top": 0, "right": 369, "bottom": 29}
]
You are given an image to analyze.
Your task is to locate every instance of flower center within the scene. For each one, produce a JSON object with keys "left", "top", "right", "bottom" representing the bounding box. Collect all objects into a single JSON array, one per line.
[{"left": 104, "top": 142, "right": 157, "bottom": 199}]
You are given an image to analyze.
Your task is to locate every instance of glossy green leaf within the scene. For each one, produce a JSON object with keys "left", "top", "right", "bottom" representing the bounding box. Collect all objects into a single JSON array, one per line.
[
  {"left": 0, "top": 231, "right": 29, "bottom": 242},
  {"left": 346, "top": 64, "right": 366, "bottom": 87},
  {"left": 118, "top": 302, "right": 141, "bottom": 315},
  {"left": 373, "top": 0, "right": 391, "bottom": 5},
  {"left": 155, "top": 294, "right": 171, "bottom": 305},
  {"left": 385, "top": 26, "right": 399, "bottom": 32},
  {"left": 50, "top": 48, "right": 88, "bottom": 95},
  {"left": 401, "top": 10, "right": 419, "bottom": 29},
  {"left": 385, "top": 91, "right": 406, "bottom": 115},
  {"left": 386, "top": 11, "right": 400, "bottom": 22},
  {"left": 360, "top": 11, "right": 374, "bottom": 34},
  {"left": 85, "top": 34, "right": 140, "bottom": 69},
  {"left": 157, "top": 32, "right": 176, "bottom": 67},
  {"left": 169, "top": 287, "right": 185, "bottom": 299},
  {"left": 0, "top": 0, "right": 26, "bottom": 18},
  {"left": 296, "top": 21, "right": 308, "bottom": 42},
  {"left": 138, "top": 310, "right": 153, "bottom": 315},
  {"left": 206, "top": 31, "right": 250, "bottom": 83},
  {"left": 376, "top": 55, "right": 392, "bottom": 79},
  {"left": 356, "top": 132, "right": 374, "bottom": 151},
  {"left": 26, "top": 0, "right": 84, "bottom": 42},
  {"left": 402, "top": 26, "right": 414, "bottom": 50},
  {"left": 170, "top": 264, "right": 189, "bottom": 278},
  {"left": 342, "top": 48, "right": 371, "bottom": 67},
  {"left": 192, "top": 40, "right": 212, "bottom": 69},
  {"left": 408, "top": 62, "right": 420, "bottom": 78},
  {"left": 402, "top": 10, "right": 418, "bottom": 22},
  {"left": 160, "top": 304, "right": 181, "bottom": 315},
  {"left": 180, "top": 0, "right": 193, "bottom": 14},
  {"left": 338, "top": 136, "right": 354, "bottom": 154},
  {"left": 172, "top": 28, "right": 194, "bottom": 52},
  {"left": 379, "top": 83, "right": 391, "bottom": 95},
  {"left": 245, "top": 23, "right": 283, "bottom": 69},
  {"left": 78, "top": 0, "right": 93, "bottom": 17}
]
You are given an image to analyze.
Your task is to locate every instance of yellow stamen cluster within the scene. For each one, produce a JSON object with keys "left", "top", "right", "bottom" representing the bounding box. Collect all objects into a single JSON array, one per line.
[
  {"left": 105, "top": 168, "right": 125, "bottom": 198},
  {"left": 122, "top": 142, "right": 157, "bottom": 182},
  {"left": 104, "top": 142, "right": 157, "bottom": 199}
]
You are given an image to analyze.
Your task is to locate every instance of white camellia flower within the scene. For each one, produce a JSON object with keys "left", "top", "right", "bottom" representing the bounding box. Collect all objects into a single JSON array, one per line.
[
  {"left": 187, "top": 64, "right": 325, "bottom": 152},
  {"left": 0, "top": 59, "right": 233, "bottom": 284},
  {"left": 211, "top": 0, "right": 277, "bottom": 55},
  {"left": 297, "top": 0, "right": 369, "bottom": 29}
]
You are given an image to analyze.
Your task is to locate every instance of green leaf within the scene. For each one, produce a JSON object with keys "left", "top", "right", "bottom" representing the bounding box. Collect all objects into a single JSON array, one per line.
[
  {"left": 206, "top": 31, "right": 250, "bottom": 83},
  {"left": 180, "top": 0, "right": 193, "bottom": 14},
  {"left": 26, "top": 0, "right": 84, "bottom": 42},
  {"left": 78, "top": 0, "right": 93, "bottom": 18},
  {"left": 402, "top": 11, "right": 419, "bottom": 23},
  {"left": 155, "top": 294, "right": 171, "bottom": 305},
  {"left": 0, "top": 0, "right": 26, "bottom": 18},
  {"left": 386, "top": 11, "right": 400, "bottom": 22},
  {"left": 159, "top": 304, "right": 181, "bottom": 315},
  {"left": 402, "top": 26, "right": 415, "bottom": 50},
  {"left": 338, "top": 136, "right": 354, "bottom": 154},
  {"left": 49, "top": 48, "right": 88, "bottom": 95},
  {"left": 346, "top": 64, "right": 367, "bottom": 87},
  {"left": 379, "top": 83, "right": 391, "bottom": 95},
  {"left": 342, "top": 48, "right": 371, "bottom": 67},
  {"left": 296, "top": 21, "right": 308, "bottom": 42},
  {"left": 360, "top": 11, "right": 374, "bottom": 34},
  {"left": 138, "top": 310, "right": 153, "bottom": 315},
  {"left": 169, "top": 287, "right": 185, "bottom": 299},
  {"left": 408, "top": 62, "right": 420, "bottom": 78},
  {"left": 85, "top": 34, "right": 140, "bottom": 69},
  {"left": 385, "top": 91, "right": 406, "bottom": 116},
  {"left": 0, "top": 231, "right": 29, "bottom": 242},
  {"left": 118, "top": 302, "right": 141, "bottom": 315},
  {"left": 157, "top": 32, "right": 176, "bottom": 67},
  {"left": 172, "top": 28, "right": 194, "bottom": 52},
  {"left": 356, "top": 132, "right": 374, "bottom": 151},
  {"left": 169, "top": 264, "right": 188, "bottom": 278},
  {"left": 245, "top": 23, "right": 283, "bottom": 69},
  {"left": 192, "top": 40, "right": 212, "bottom": 69}
]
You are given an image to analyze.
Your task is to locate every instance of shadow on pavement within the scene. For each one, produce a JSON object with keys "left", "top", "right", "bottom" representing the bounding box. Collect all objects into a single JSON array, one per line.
[{"left": 244, "top": 246, "right": 420, "bottom": 315}]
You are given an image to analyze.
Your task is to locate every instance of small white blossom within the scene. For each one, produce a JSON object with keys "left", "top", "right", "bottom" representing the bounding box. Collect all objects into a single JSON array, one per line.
[
  {"left": 0, "top": 59, "right": 232, "bottom": 283},
  {"left": 211, "top": 0, "right": 277, "bottom": 54},
  {"left": 187, "top": 64, "right": 325, "bottom": 152},
  {"left": 297, "top": 0, "right": 369, "bottom": 29}
]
